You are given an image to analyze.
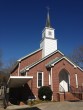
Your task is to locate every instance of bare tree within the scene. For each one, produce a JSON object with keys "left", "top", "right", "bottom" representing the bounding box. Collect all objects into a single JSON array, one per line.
[
  {"left": 69, "top": 45, "right": 83, "bottom": 68},
  {"left": 5, "top": 58, "right": 17, "bottom": 73}
]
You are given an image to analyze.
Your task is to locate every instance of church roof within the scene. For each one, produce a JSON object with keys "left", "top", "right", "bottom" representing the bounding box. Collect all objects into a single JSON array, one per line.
[
  {"left": 20, "top": 53, "right": 83, "bottom": 73},
  {"left": 20, "top": 50, "right": 64, "bottom": 73},
  {"left": 46, "top": 56, "right": 83, "bottom": 72},
  {"left": 10, "top": 48, "right": 42, "bottom": 73},
  {"left": 46, "top": 57, "right": 60, "bottom": 67}
]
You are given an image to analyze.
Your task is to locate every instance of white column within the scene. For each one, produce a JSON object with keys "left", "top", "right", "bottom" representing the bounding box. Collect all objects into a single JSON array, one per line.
[
  {"left": 18, "top": 62, "right": 20, "bottom": 76},
  {"left": 68, "top": 74, "right": 70, "bottom": 91},
  {"left": 51, "top": 67, "right": 53, "bottom": 100},
  {"left": 26, "top": 72, "right": 27, "bottom": 76},
  {"left": 49, "top": 71, "right": 51, "bottom": 85}
]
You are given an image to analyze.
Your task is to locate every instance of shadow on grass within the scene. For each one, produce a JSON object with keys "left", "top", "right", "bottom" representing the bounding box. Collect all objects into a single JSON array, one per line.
[{"left": 16, "top": 107, "right": 41, "bottom": 110}]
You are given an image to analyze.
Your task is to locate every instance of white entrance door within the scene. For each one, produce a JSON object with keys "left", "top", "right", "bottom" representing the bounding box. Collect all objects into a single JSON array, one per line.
[
  {"left": 59, "top": 80, "right": 68, "bottom": 92},
  {"left": 59, "top": 70, "right": 69, "bottom": 92}
]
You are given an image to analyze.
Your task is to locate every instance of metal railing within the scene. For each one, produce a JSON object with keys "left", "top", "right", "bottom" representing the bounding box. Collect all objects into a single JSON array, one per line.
[{"left": 70, "top": 85, "right": 83, "bottom": 93}]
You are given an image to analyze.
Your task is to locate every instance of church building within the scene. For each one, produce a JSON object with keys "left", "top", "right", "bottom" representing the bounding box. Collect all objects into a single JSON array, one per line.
[{"left": 9, "top": 11, "right": 83, "bottom": 103}]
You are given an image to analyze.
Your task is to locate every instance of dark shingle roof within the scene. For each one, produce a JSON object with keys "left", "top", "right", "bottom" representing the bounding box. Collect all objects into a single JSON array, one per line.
[{"left": 46, "top": 57, "right": 60, "bottom": 68}]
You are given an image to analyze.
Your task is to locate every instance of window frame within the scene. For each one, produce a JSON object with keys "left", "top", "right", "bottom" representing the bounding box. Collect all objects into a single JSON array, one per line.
[{"left": 37, "top": 72, "right": 44, "bottom": 88}]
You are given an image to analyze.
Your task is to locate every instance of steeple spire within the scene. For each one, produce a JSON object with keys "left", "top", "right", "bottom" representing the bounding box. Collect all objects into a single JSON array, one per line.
[
  {"left": 40, "top": 8, "right": 57, "bottom": 57},
  {"left": 46, "top": 7, "right": 51, "bottom": 28}
]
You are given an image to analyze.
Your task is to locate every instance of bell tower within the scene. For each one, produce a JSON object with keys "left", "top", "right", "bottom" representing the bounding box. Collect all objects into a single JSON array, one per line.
[{"left": 40, "top": 10, "right": 57, "bottom": 57}]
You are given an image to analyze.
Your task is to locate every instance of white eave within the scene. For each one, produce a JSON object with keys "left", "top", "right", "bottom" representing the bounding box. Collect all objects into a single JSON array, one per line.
[
  {"left": 18, "top": 48, "right": 42, "bottom": 62},
  {"left": 20, "top": 50, "right": 64, "bottom": 73},
  {"left": 8, "top": 76, "right": 33, "bottom": 88},
  {"left": 49, "top": 56, "right": 83, "bottom": 72},
  {"left": 77, "top": 66, "right": 83, "bottom": 72}
]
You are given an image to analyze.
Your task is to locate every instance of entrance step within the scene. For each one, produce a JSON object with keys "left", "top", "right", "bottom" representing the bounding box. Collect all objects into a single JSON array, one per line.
[{"left": 65, "top": 92, "right": 81, "bottom": 101}]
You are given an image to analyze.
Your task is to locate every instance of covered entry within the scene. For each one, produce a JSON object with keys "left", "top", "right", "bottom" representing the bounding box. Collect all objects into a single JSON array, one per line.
[
  {"left": 8, "top": 76, "right": 33, "bottom": 105},
  {"left": 59, "top": 69, "right": 70, "bottom": 92}
]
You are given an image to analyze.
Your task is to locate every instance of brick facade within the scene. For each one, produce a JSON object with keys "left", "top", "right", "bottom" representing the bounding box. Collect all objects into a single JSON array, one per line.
[{"left": 11, "top": 50, "right": 83, "bottom": 101}]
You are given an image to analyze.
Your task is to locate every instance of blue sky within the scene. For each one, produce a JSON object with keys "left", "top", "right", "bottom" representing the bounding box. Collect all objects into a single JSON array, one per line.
[{"left": 0, "top": 0, "right": 83, "bottom": 66}]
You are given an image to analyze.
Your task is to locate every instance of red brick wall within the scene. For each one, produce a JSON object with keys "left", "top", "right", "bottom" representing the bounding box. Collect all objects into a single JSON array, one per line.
[
  {"left": 11, "top": 66, "right": 18, "bottom": 76},
  {"left": 52, "top": 59, "right": 83, "bottom": 101},
  {"left": 11, "top": 49, "right": 42, "bottom": 76},
  {"left": 20, "top": 49, "right": 42, "bottom": 70},
  {"left": 26, "top": 52, "right": 63, "bottom": 98},
  {"left": 11, "top": 50, "right": 83, "bottom": 101}
]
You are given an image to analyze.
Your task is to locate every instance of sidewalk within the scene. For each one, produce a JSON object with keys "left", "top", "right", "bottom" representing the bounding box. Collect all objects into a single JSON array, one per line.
[
  {"left": 7, "top": 105, "right": 30, "bottom": 110},
  {"left": 0, "top": 101, "right": 83, "bottom": 110}
]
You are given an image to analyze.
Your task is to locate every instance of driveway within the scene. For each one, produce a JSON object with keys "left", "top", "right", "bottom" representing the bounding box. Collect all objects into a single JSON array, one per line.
[
  {"left": 34, "top": 101, "right": 83, "bottom": 110},
  {"left": 36, "top": 101, "right": 83, "bottom": 110},
  {"left": 1, "top": 101, "right": 83, "bottom": 110}
]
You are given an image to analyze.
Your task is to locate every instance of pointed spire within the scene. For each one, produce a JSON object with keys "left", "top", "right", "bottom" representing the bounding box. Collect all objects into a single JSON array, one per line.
[{"left": 46, "top": 7, "right": 51, "bottom": 28}]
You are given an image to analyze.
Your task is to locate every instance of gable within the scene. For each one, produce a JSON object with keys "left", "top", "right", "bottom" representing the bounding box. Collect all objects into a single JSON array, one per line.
[
  {"left": 46, "top": 56, "right": 83, "bottom": 72},
  {"left": 19, "top": 49, "right": 42, "bottom": 70},
  {"left": 11, "top": 48, "right": 42, "bottom": 74},
  {"left": 20, "top": 50, "right": 64, "bottom": 73}
]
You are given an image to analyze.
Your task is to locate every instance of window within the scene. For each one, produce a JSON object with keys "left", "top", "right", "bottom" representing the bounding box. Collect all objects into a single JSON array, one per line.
[
  {"left": 37, "top": 72, "right": 43, "bottom": 88},
  {"left": 75, "top": 73, "right": 78, "bottom": 88},
  {"left": 48, "top": 31, "right": 52, "bottom": 35}
]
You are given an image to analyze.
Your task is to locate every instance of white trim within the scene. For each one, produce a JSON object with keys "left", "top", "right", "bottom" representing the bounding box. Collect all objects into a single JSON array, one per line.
[
  {"left": 8, "top": 76, "right": 33, "bottom": 88},
  {"left": 20, "top": 50, "right": 64, "bottom": 73},
  {"left": 18, "top": 48, "right": 42, "bottom": 62},
  {"left": 37, "top": 72, "right": 44, "bottom": 88},
  {"left": 52, "top": 56, "right": 76, "bottom": 67},
  {"left": 75, "top": 73, "right": 78, "bottom": 88},
  {"left": 10, "top": 76, "right": 33, "bottom": 79},
  {"left": 51, "top": 56, "right": 83, "bottom": 72},
  {"left": 77, "top": 66, "right": 83, "bottom": 72}
]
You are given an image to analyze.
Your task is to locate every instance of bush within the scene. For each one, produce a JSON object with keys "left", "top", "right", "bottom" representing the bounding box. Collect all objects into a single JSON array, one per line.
[{"left": 38, "top": 86, "right": 53, "bottom": 101}]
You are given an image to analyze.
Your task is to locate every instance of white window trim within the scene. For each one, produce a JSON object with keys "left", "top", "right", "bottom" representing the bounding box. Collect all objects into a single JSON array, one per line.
[
  {"left": 37, "top": 72, "right": 44, "bottom": 88},
  {"left": 75, "top": 73, "right": 78, "bottom": 88}
]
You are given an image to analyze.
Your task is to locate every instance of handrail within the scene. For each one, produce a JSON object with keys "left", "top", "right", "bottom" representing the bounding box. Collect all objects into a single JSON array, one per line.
[{"left": 70, "top": 85, "right": 83, "bottom": 93}]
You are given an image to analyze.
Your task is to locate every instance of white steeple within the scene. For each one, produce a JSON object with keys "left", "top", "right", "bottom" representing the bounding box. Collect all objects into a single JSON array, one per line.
[{"left": 40, "top": 10, "right": 57, "bottom": 57}]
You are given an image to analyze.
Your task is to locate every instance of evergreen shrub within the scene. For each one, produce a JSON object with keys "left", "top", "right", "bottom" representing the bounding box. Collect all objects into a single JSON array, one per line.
[{"left": 38, "top": 86, "right": 53, "bottom": 101}]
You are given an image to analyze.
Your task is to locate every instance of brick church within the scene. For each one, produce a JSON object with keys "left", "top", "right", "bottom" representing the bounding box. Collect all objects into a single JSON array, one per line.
[{"left": 9, "top": 11, "right": 83, "bottom": 103}]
